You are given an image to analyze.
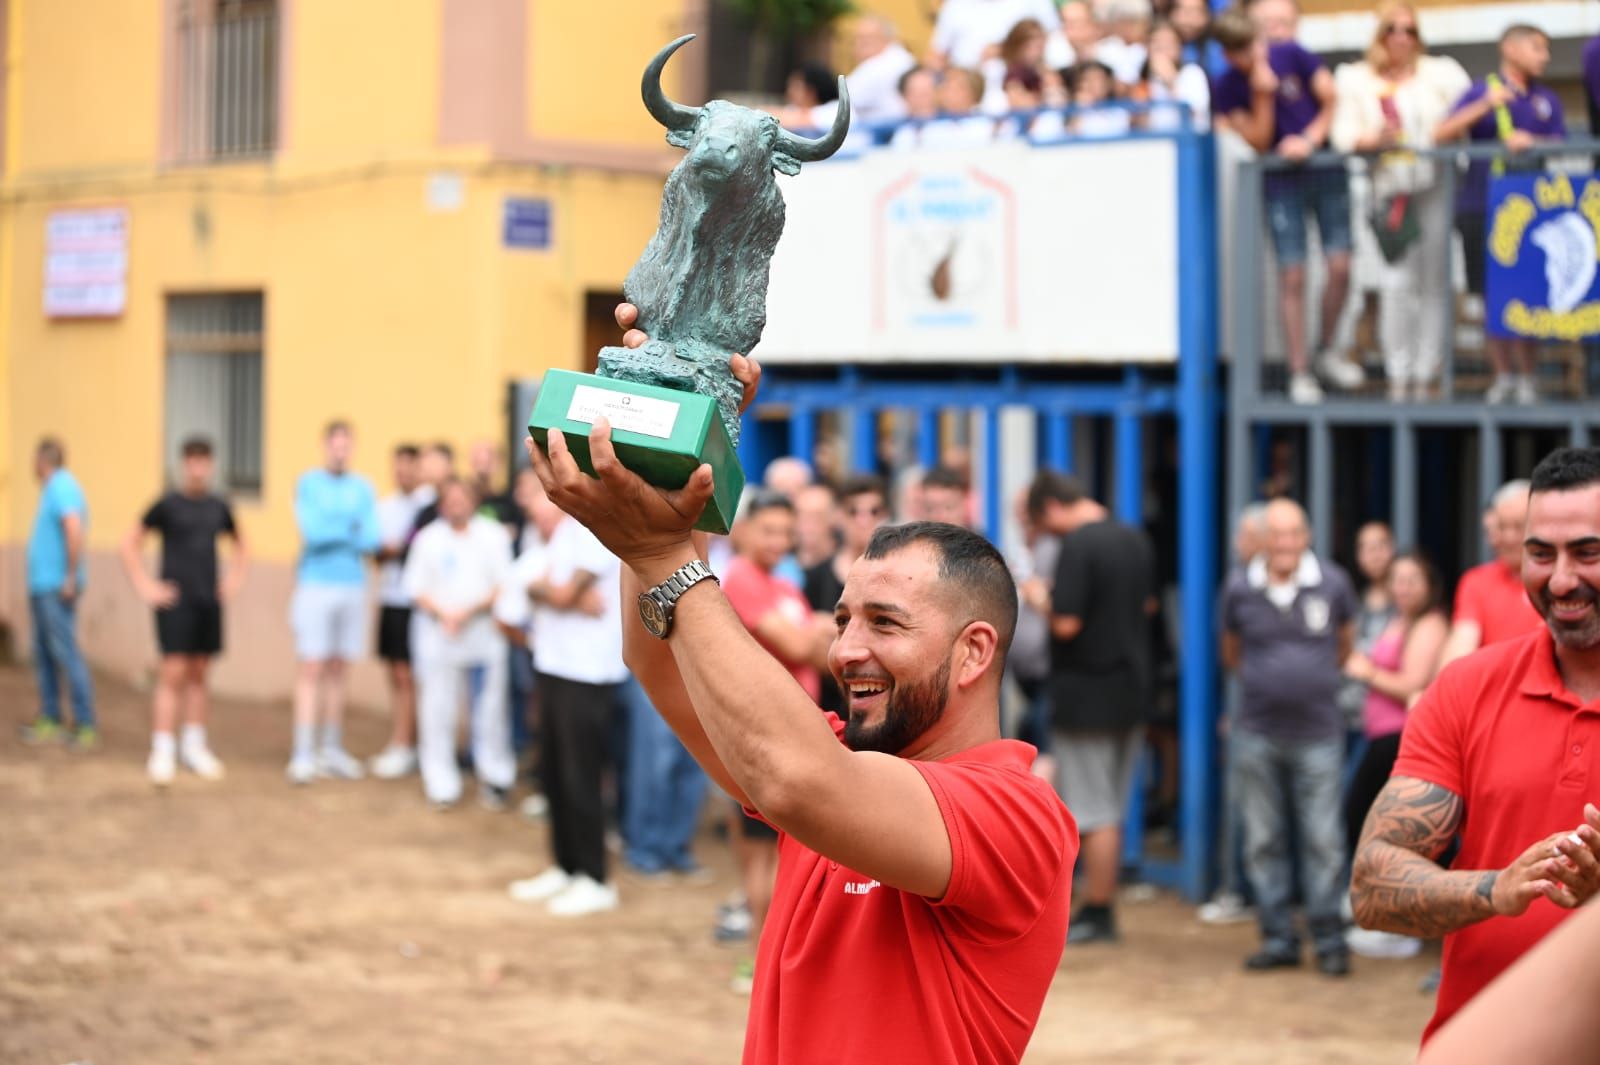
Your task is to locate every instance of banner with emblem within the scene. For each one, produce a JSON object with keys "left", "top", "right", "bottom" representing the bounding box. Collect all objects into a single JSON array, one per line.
[
  {"left": 1485, "top": 172, "right": 1600, "bottom": 340},
  {"left": 760, "top": 138, "right": 1181, "bottom": 363}
]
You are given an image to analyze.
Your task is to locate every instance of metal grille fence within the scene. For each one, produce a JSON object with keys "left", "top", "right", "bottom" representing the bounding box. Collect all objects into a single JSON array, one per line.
[{"left": 176, "top": 0, "right": 278, "bottom": 162}]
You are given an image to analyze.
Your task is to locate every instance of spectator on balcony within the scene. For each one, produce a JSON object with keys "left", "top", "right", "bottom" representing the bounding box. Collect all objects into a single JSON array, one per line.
[
  {"left": 776, "top": 60, "right": 842, "bottom": 132},
  {"left": 1171, "top": 0, "right": 1223, "bottom": 77},
  {"left": 1095, "top": 0, "right": 1153, "bottom": 92},
  {"left": 1214, "top": 9, "right": 1364, "bottom": 405},
  {"left": 894, "top": 64, "right": 941, "bottom": 131},
  {"left": 843, "top": 14, "right": 917, "bottom": 124},
  {"left": 895, "top": 67, "right": 999, "bottom": 148},
  {"left": 1434, "top": 25, "right": 1565, "bottom": 406},
  {"left": 1586, "top": 32, "right": 1600, "bottom": 143},
  {"left": 983, "top": 17, "right": 1049, "bottom": 113},
  {"left": 1251, "top": 0, "right": 1300, "bottom": 44},
  {"left": 1059, "top": 0, "right": 1103, "bottom": 64},
  {"left": 1330, "top": 2, "right": 1470, "bottom": 402},
  {"left": 1068, "top": 59, "right": 1131, "bottom": 138},
  {"left": 1141, "top": 19, "right": 1210, "bottom": 130},
  {"left": 927, "top": 0, "right": 1063, "bottom": 72}
]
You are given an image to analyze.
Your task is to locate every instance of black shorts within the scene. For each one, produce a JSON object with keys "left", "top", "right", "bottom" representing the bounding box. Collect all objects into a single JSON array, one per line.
[
  {"left": 377, "top": 605, "right": 413, "bottom": 662},
  {"left": 156, "top": 601, "right": 222, "bottom": 656},
  {"left": 1457, "top": 212, "right": 1486, "bottom": 295}
]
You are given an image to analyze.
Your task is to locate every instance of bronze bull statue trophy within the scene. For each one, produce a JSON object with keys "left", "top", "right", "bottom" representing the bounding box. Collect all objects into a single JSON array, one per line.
[{"left": 528, "top": 34, "right": 850, "bottom": 534}]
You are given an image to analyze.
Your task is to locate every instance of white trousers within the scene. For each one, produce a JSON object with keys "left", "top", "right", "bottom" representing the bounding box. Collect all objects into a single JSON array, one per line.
[
  {"left": 1376, "top": 182, "right": 1454, "bottom": 388},
  {"left": 415, "top": 650, "right": 514, "bottom": 803}
]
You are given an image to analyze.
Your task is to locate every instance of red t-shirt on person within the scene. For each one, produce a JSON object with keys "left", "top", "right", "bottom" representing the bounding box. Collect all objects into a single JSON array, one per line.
[
  {"left": 1392, "top": 628, "right": 1600, "bottom": 1044},
  {"left": 743, "top": 713, "right": 1078, "bottom": 1065},
  {"left": 1452, "top": 560, "right": 1543, "bottom": 647},
  {"left": 723, "top": 554, "right": 822, "bottom": 701}
]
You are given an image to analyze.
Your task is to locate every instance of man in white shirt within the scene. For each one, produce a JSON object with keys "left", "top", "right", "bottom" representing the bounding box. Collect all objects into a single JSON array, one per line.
[
  {"left": 504, "top": 510, "right": 628, "bottom": 918},
  {"left": 371, "top": 444, "right": 434, "bottom": 779},
  {"left": 928, "top": 0, "right": 1061, "bottom": 71},
  {"left": 845, "top": 15, "right": 917, "bottom": 123},
  {"left": 403, "top": 476, "right": 515, "bottom": 810}
]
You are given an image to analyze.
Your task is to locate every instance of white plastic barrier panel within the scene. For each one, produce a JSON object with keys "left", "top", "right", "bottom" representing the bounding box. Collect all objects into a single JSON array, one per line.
[{"left": 761, "top": 138, "right": 1180, "bottom": 364}]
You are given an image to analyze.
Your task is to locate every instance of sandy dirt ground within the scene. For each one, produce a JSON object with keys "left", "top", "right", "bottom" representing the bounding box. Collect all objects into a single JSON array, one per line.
[{"left": 1, "top": 665, "right": 1439, "bottom": 1064}]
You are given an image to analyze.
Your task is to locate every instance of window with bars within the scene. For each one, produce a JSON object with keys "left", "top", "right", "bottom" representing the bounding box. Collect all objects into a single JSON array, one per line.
[
  {"left": 176, "top": 0, "right": 278, "bottom": 162},
  {"left": 165, "top": 293, "right": 265, "bottom": 495}
]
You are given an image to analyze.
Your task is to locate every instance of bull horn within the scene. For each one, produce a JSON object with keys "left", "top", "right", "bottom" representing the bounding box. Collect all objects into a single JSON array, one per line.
[
  {"left": 642, "top": 34, "right": 701, "bottom": 132},
  {"left": 778, "top": 76, "right": 851, "bottom": 163}
]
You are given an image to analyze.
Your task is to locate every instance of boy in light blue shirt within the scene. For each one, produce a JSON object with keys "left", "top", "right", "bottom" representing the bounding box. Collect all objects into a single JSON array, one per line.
[
  {"left": 287, "top": 420, "right": 379, "bottom": 784},
  {"left": 21, "top": 437, "right": 97, "bottom": 747}
]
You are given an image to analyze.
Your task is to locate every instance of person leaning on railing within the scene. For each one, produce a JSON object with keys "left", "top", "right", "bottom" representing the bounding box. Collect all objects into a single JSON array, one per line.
[
  {"left": 1330, "top": 1, "right": 1470, "bottom": 402},
  {"left": 1432, "top": 24, "right": 1565, "bottom": 406}
]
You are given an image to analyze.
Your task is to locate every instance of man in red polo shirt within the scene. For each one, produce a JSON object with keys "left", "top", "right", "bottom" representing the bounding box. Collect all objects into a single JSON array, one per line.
[
  {"left": 1438, "top": 478, "right": 1543, "bottom": 667},
  {"left": 528, "top": 309, "right": 1077, "bottom": 1065},
  {"left": 1351, "top": 448, "right": 1600, "bottom": 1045}
]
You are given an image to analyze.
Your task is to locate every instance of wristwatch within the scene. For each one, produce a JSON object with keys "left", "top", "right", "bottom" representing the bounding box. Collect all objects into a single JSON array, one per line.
[{"left": 638, "top": 559, "right": 719, "bottom": 639}]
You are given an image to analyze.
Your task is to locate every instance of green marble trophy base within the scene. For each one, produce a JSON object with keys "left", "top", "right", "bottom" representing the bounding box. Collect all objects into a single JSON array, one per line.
[{"left": 527, "top": 367, "right": 744, "bottom": 535}]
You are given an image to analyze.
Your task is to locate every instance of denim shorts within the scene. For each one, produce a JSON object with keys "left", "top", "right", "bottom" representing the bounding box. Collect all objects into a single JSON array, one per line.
[{"left": 1265, "top": 169, "right": 1352, "bottom": 268}]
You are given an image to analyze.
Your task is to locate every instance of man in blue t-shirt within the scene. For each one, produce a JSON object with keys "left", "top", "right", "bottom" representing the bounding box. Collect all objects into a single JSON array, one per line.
[
  {"left": 21, "top": 437, "right": 97, "bottom": 747},
  {"left": 287, "top": 420, "right": 380, "bottom": 785},
  {"left": 1213, "top": 8, "right": 1362, "bottom": 406},
  {"left": 1435, "top": 25, "right": 1566, "bottom": 406}
]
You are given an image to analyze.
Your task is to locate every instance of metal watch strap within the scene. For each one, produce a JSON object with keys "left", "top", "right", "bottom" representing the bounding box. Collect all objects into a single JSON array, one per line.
[{"left": 654, "top": 559, "right": 718, "bottom": 607}]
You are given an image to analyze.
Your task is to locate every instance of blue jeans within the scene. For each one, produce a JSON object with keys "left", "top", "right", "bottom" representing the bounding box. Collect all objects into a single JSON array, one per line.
[
  {"left": 30, "top": 593, "right": 95, "bottom": 728},
  {"left": 621, "top": 678, "right": 707, "bottom": 873},
  {"left": 1232, "top": 728, "right": 1345, "bottom": 956},
  {"left": 1265, "top": 169, "right": 1352, "bottom": 268}
]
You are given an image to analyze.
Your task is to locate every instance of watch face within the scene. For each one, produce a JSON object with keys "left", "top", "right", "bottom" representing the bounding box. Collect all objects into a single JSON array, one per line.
[{"left": 638, "top": 593, "right": 669, "bottom": 638}]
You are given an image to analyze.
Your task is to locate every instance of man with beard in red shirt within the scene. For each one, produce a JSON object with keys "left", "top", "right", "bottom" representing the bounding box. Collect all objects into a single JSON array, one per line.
[{"left": 527, "top": 306, "right": 1078, "bottom": 1065}]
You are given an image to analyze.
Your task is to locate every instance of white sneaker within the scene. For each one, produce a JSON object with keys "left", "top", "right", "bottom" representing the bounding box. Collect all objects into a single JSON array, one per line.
[
  {"left": 369, "top": 745, "right": 417, "bottom": 780},
  {"left": 1316, "top": 350, "right": 1366, "bottom": 390},
  {"left": 1197, "top": 891, "right": 1252, "bottom": 925},
  {"left": 547, "top": 875, "right": 619, "bottom": 918},
  {"left": 519, "top": 793, "right": 549, "bottom": 820},
  {"left": 286, "top": 754, "right": 317, "bottom": 786},
  {"left": 508, "top": 867, "right": 572, "bottom": 904},
  {"left": 316, "top": 747, "right": 366, "bottom": 780},
  {"left": 180, "top": 744, "right": 226, "bottom": 781},
  {"left": 1346, "top": 926, "right": 1423, "bottom": 959},
  {"left": 1486, "top": 375, "right": 1516, "bottom": 404},
  {"left": 1514, "top": 376, "right": 1539, "bottom": 405},
  {"left": 148, "top": 747, "right": 176, "bottom": 787},
  {"left": 1289, "top": 372, "right": 1324, "bottom": 404}
]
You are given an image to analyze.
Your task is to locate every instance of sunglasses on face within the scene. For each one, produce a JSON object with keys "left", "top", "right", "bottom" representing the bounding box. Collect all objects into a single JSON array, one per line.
[{"left": 1383, "top": 23, "right": 1419, "bottom": 38}]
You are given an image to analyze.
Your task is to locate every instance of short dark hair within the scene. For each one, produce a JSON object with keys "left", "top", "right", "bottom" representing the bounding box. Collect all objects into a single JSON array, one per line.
[
  {"left": 426, "top": 441, "right": 455, "bottom": 463},
  {"left": 922, "top": 466, "right": 968, "bottom": 493},
  {"left": 1066, "top": 59, "right": 1116, "bottom": 96},
  {"left": 394, "top": 443, "right": 420, "bottom": 460},
  {"left": 324, "top": 419, "right": 352, "bottom": 439},
  {"left": 1530, "top": 447, "right": 1600, "bottom": 494},
  {"left": 743, "top": 489, "right": 796, "bottom": 519},
  {"left": 36, "top": 437, "right": 65, "bottom": 468},
  {"left": 1501, "top": 23, "right": 1549, "bottom": 47},
  {"left": 1213, "top": 8, "right": 1257, "bottom": 51},
  {"left": 437, "top": 473, "right": 479, "bottom": 502},
  {"left": 897, "top": 65, "right": 931, "bottom": 97},
  {"left": 180, "top": 436, "right": 214, "bottom": 459},
  {"left": 793, "top": 60, "right": 839, "bottom": 106},
  {"left": 1026, "top": 469, "right": 1088, "bottom": 518},
  {"left": 838, "top": 474, "right": 889, "bottom": 507},
  {"left": 863, "top": 521, "right": 1018, "bottom": 656}
]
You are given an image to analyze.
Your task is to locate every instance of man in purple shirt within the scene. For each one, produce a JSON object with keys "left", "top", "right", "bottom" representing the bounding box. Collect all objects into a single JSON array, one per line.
[{"left": 1435, "top": 24, "right": 1565, "bottom": 406}]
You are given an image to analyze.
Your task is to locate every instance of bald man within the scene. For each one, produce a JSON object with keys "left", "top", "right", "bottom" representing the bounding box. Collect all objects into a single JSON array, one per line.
[
  {"left": 1220, "top": 499, "right": 1359, "bottom": 977},
  {"left": 1438, "top": 480, "right": 1543, "bottom": 669}
]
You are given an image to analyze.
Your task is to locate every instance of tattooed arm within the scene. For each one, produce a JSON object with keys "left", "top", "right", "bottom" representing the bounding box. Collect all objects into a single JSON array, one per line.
[
  {"left": 1353, "top": 777, "right": 1599, "bottom": 937},
  {"left": 1350, "top": 776, "right": 1496, "bottom": 937}
]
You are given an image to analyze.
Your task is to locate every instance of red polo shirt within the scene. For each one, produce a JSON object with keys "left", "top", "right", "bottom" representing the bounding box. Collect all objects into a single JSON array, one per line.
[
  {"left": 1452, "top": 560, "right": 1543, "bottom": 647},
  {"left": 743, "top": 715, "right": 1078, "bottom": 1065},
  {"left": 1392, "top": 627, "right": 1600, "bottom": 1044}
]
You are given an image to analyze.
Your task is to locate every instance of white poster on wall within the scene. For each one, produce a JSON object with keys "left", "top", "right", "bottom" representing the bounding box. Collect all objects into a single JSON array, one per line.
[
  {"left": 45, "top": 206, "right": 129, "bottom": 318},
  {"left": 760, "top": 139, "right": 1179, "bottom": 363}
]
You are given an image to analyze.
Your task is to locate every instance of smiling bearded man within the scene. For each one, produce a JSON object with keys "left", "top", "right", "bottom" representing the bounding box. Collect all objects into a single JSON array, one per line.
[
  {"left": 528, "top": 305, "right": 1078, "bottom": 1065},
  {"left": 1352, "top": 446, "right": 1600, "bottom": 1048}
]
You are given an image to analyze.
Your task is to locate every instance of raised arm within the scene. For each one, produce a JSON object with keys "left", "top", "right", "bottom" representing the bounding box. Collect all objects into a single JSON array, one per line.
[{"left": 535, "top": 426, "right": 955, "bottom": 900}]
